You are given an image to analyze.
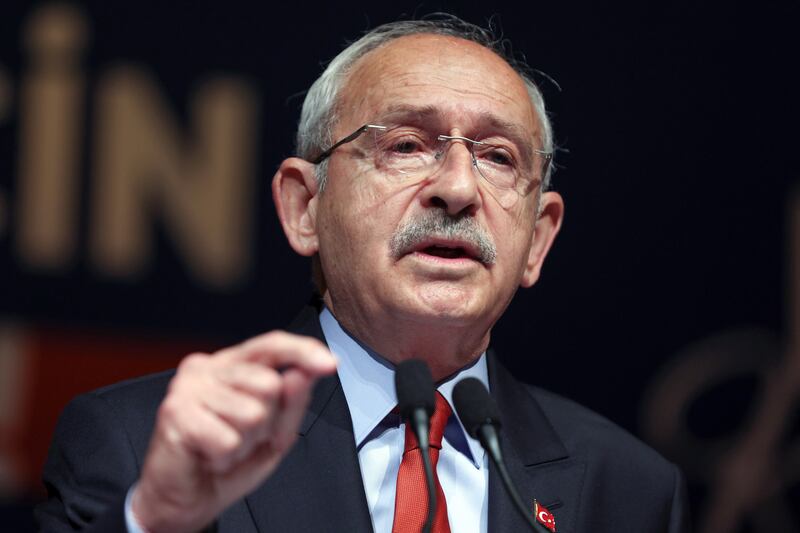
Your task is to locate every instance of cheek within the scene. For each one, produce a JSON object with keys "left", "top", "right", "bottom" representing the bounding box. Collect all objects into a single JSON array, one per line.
[
  {"left": 318, "top": 181, "right": 407, "bottom": 263},
  {"left": 490, "top": 212, "right": 535, "bottom": 274}
]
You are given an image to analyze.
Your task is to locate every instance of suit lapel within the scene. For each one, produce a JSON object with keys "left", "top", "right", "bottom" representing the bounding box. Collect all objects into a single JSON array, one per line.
[
  {"left": 244, "top": 305, "right": 374, "bottom": 532},
  {"left": 487, "top": 354, "right": 586, "bottom": 533}
]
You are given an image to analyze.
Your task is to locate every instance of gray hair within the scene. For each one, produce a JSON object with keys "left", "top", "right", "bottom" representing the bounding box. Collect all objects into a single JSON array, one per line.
[{"left": 296, "top": 14, "right": 555, "bottom": 192}]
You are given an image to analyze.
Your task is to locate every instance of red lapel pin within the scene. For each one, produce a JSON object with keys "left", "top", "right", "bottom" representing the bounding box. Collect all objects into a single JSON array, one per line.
[{"left": 534, "top": 500, "right": 556, "bottom": 532}]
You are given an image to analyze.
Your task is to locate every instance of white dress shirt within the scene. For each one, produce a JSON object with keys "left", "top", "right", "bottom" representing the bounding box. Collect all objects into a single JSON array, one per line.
[{"left": 320, "top": 308, "right": 489, "bottom": 533}]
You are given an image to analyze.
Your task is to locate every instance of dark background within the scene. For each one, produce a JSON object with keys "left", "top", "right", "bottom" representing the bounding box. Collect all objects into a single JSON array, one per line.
[{"left": 1, "top": 1, "right": 798, "bottom": 531}]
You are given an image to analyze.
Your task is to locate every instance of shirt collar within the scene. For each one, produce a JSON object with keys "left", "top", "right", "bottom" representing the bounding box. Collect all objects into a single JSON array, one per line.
[{"left": 319, "top": 307, "right": 488, "bottom": 468}]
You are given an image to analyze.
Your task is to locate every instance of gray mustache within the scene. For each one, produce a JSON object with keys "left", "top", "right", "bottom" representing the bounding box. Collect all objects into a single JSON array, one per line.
[{"left": 389, "top": 210, "right": 497, "bottom": 265}]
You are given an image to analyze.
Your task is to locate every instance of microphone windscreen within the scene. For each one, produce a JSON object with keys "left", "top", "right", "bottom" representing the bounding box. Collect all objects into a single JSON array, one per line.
[
  {"left": 453, "top": 377, "right": 501, "bottom": 438},
  {"left": 395, "top": 359, "right": 436, "bottom": 418}
]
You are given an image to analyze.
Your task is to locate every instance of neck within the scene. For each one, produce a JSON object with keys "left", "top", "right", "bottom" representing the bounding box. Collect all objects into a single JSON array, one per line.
[{"left": 323, "top": 294, "right": 492, "bottom": 381}]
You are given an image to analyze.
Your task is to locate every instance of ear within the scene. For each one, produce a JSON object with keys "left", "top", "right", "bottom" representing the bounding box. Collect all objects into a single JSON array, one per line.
[
  {"left": 520, "top": 191, "right": 564, "bottom": 288},
  {"left": 272, "top": 157, "right": 320, "bottom": 257}
]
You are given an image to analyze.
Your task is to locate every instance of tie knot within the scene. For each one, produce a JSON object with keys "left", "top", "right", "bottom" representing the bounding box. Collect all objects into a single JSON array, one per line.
[{"left": 404, "top": 391, "right": 452, "bottom": 453}]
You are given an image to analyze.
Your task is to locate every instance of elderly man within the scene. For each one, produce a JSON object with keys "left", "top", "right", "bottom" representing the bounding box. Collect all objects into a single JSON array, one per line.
[{"left": 37, "top": 16, "right": 689, "bottom": 533}]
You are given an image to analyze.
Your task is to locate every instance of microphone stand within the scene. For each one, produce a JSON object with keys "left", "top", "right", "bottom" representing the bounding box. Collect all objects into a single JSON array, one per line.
[{"left": 408, "top": 408, "right": 436, "bottom": 533}]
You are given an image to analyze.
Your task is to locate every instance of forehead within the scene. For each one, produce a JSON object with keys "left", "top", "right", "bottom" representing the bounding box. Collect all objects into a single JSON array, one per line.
[{"left": 336, "top": 34, "right": 539, "bottom": 140}]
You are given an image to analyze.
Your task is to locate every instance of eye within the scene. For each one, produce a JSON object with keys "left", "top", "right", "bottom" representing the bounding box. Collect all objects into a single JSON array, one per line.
[
  {"left": 486, "top": 149, "right": 513, "bottom": 166},
  {"left": 390, "top": 139, "right": 424, "bottom": 154},
  {"left": 478, "top": 145, "right": 516, "bottom": 168}
]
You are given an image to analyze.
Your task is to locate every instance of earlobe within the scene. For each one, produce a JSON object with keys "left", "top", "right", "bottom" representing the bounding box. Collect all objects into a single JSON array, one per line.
[
  {"left": 520, "top": 191, "right": 564, "bottom": 288},
  {"left": 272, "top": 157, "right": 320, "bottom": 257}
]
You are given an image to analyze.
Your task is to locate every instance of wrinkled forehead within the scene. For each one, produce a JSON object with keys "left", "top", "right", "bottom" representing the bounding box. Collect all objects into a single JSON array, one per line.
[{"left": 335, "top": 34, "right": 540, "bottom": 143}]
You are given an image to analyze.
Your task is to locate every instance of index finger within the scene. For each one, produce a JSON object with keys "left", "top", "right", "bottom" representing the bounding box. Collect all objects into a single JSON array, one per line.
[{"left": 230, "top": 331, "right": 336, "bottom": 376}]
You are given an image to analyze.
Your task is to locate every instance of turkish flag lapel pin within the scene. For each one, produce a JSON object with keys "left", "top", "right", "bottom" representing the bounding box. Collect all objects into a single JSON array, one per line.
[{"left": 534, "top": 499, "right": 557, "bottom": 532}]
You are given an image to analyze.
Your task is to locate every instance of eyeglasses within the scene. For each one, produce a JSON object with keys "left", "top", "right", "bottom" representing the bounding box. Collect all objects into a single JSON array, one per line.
[{"left": 310, "top": 123, "right": 552, "bottom": 207}]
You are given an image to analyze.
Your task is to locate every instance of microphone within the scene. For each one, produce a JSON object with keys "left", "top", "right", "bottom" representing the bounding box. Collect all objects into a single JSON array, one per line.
[
  {"left": 395, "top": 360, "right": 437, "bottom": 533},
  {"left": 453, "top": 377, "right": 547, "bottom": 532}
]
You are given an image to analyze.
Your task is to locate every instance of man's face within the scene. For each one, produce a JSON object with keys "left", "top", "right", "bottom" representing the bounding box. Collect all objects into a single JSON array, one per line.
[{"left": 313, "top": 34, "right": 557, "bottom": 335}]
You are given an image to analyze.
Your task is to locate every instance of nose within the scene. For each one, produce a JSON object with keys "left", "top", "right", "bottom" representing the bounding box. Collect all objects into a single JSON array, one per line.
[{"left": 419, "top": 140, "right": 483, "bottom": 217}]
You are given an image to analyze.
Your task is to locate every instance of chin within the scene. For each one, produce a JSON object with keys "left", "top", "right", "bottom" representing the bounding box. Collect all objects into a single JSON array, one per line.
[{"left": 406, "top": 283, "right": 486, "bottom": 324}]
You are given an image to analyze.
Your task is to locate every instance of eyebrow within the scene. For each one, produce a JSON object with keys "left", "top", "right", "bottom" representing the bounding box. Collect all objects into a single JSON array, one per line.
[
  {"left": 377, "top": 104, "right": 538, "bottom": 166},
  {"left": 379, "top": 104, "right": 441, "bottom": 124}
]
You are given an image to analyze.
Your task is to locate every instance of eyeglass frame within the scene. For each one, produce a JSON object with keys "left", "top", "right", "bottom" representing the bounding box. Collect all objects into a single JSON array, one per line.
[{"left": 309, "top": 123, "right": 552, "bottom": 192}]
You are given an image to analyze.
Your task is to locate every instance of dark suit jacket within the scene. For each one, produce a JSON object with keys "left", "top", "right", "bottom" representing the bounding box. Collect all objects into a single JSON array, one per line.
[{"left": 36, "top": 306, "right": 689, "bottom": 532}]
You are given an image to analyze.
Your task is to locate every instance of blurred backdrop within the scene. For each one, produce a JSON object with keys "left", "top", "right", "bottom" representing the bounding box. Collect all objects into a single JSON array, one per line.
[{"left": 1, "top": 1, "right": 798, "bottom": 531}]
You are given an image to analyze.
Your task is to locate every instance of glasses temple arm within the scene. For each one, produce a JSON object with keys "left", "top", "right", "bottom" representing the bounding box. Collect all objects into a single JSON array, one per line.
[{"left": 310, "top": 124, "right": 386, "bottom": 164}]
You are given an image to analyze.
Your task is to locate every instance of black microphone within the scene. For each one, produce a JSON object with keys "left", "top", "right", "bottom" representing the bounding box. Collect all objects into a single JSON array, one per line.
[
  {"left": 395, "top": 359, "right": 437, "bottom": 533},
  {"left": 453, "top": 377, "right": 548, "bottom": 532}
]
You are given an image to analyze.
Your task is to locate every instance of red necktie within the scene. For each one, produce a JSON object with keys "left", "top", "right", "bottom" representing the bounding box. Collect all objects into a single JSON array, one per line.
[{"left": 392, "top": 391, "right": 452, "bottom": 533}]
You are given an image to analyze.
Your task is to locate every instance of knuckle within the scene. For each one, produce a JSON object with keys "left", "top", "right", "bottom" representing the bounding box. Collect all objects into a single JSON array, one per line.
[
  {"left": 255, "top": 371, "right": 282, "bottom": 398},
  {"left": 264, "top": 329, "right": 288, "bottom": 340},
  {"left": 158, "top": 396, "right": 182, "bottom": 422},
  {"left": 156, "top": 402, "right": 194, "bottom": 447},
  {"left": 178, "top": 352, "right": 209, "bottom": 373},
  {"left": 249, "top": 330, "right": 287, "bottom": 348},
  {"left": 216, "top": 430, "right": 243, "bottom": 457},
  {"left": 239, "top": 402, "right": 268, "bottom": 430},
  {"left": 301, "top": 336, "right": 324, "bottom": 350}
]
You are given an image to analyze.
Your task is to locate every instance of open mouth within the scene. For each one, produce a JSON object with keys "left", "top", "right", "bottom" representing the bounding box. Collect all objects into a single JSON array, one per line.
[
  {"left": 408, "top": 237, "right": 483, "bottom": 263},
  {"left": 420, "top": 245, "right": 473, "bottom": 259}
]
